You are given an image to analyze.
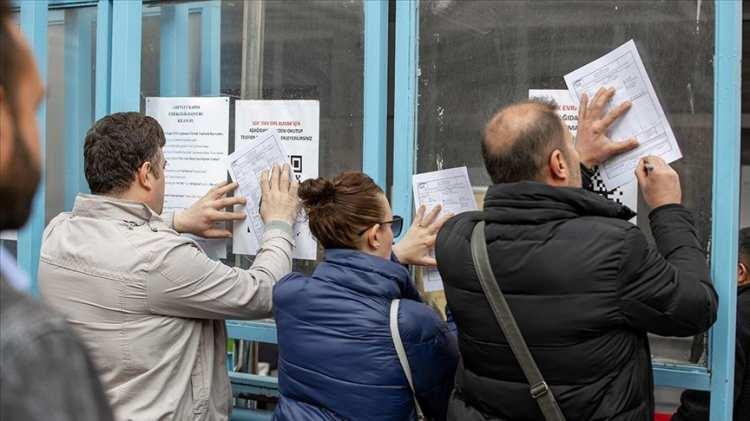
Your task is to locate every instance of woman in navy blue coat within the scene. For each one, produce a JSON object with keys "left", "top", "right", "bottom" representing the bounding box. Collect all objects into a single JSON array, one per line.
[{"left": 272, "top": 171, "right": 458, "bottom": 421}]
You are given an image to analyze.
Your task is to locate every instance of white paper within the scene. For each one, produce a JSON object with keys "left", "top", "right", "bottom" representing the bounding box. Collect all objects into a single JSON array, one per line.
[
  {"left": 145, "top": 97, "right": 230, "bottom": 259},
  {"left": 564, "top": 40, "right": 682, "bottom": 189},
  {"left": 232, "top": 100, "right": 320, "bottom": 261},
  {"left": 528, "top": 89, "right": 579, "bottom": 135},
  {"left": 228, "top": 129, "right": 289, "bottom": 251},
  {"left": 529, "top": 89, "right": 637, "bottom": 224},
  {"left": 412, "top": 167, "right": 477, "bottom": 292},
  {"left": 0, "top": 231, "right": 17, "bottom": 241}
]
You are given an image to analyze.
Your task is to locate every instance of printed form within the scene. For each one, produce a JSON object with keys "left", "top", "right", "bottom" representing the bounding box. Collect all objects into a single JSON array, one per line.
[
  {"left": 228, "top": 129, "right": 289, "bottom": 246},
  {"left": 412, "top": 167, "right": 477, "bottom": 292},
  {"left": 564, "top": 39, "right": 681, "bottom": 189}
]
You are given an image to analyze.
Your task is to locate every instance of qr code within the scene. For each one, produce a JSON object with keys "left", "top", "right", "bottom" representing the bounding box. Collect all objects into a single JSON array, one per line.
[
  {"left": 590, "top": 169, "right": 626, "bottom": 205},
  {"left": 290, "top": 155, "right": 302, "bottom": 173}
]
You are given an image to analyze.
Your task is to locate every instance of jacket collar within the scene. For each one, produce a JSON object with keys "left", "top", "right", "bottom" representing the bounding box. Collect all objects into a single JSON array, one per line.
[
  {"left": 316, "top": 249, "right": 420, "bottom": 301},
  {"left": 72, "top": 194, "right": 168, "bottom": 227},
  {"left": 483, "top": 181, "right": 636, "bottom": 224}
]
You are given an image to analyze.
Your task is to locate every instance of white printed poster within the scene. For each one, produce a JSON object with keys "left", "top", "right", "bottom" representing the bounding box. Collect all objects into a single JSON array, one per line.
[
  {"left": 529, "top": 89, "right": 637, "bottom": 224},
  {"left": 412, "top": 167, "right": 477, "bottom": 292},
  {"left": 232, "top": 100, "right": 319, "bottom": 261},
  {"left": 145, "top": 96, "right": 230, "bottom": 259},
  {"left": 564, "top": 39, "right": 682, "bottom": 189}
]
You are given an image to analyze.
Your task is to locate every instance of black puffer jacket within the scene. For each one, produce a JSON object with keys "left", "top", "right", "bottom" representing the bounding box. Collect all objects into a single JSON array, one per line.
[
  {"left": 672, "top": 284, "right": 750, "bottom": 421},
  {"left": 436, "top": 182, "right": 718, "bottom": 421}
]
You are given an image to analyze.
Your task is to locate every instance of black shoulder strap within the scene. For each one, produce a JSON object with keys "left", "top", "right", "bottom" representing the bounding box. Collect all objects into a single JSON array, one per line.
[{"left": 470, "top": 221, "right": 566, "bottom": 421}]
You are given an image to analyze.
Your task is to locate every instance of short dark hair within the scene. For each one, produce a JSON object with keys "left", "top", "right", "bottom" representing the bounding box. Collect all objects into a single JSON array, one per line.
[
  {"left": 482, "top": 99, "right": 567, "bottom": 184},
  {"left": 740, "top": 227, "right": 750, "bottom": 264},
  {"left": 84, "top": 112, "right": 166, "bottom": 194},
  {"left": 0, "top": 0, "right": 22, "bottom": 112}
]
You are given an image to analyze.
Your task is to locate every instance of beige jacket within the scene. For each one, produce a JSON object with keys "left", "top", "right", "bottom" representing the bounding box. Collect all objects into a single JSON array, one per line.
[{"left": 38, "top": 194, "right": 294, "bottom": 421}]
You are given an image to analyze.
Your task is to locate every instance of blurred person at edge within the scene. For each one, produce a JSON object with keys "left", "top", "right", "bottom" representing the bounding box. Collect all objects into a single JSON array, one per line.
[
  {"left": 38, "top": 109, "right": 299, "bottom": 421},
  {"left": 673, "top": 227, "right": 750, "bottom": 421},
  {"left": 436, "top": 90, "right": 718, "bottom": 420},
  {"left": 0, "top": 0, "right": 114, "bottom": 419},
  {"left": 272, "top": 171, "right": 458, "bottom": 421}
]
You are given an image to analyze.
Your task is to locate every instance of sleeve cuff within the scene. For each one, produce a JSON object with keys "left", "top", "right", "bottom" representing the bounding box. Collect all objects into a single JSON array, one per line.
[{"left": 263, "top": 220, "right": 295, "bottom": 239}]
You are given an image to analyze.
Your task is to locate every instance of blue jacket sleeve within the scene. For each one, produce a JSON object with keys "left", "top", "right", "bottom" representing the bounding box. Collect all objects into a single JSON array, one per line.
[{"left": 399, "top": 299, "right": 459, "bottom": 421}]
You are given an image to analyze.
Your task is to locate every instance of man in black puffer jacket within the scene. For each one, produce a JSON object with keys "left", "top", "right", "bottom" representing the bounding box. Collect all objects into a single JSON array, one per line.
[
  {"left": 436, "top": 91, "right": 718, "bottom": 420},
  {"left": 672, "top": 227, "right": 750, "bottom": 421}
]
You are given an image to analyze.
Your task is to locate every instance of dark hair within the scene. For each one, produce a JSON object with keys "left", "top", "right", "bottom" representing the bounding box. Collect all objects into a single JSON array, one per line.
[
  {"left": 84, "top": 112, "right": 166, "bottom": 194},
  {"left": 740, "top": 227, "right": 750, "bottom": 264},
  {"left": 0, "top": 0, "right": 21, "bottom": 112},
  {"left": 299, "top": 171, "right": 386, "bottom": 249},
  {"left": 482, "top": 99, "right": 567, "bottom": 184}
]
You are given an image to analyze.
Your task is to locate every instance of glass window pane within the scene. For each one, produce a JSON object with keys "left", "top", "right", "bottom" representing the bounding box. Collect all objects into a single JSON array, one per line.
[
  {"left": 45, "top": 7, "right": 97, "bottom": 223},
  {"left": 141, "top": 1, "right": 364, "bottom": 271},
  {"left": 417, "top": 0, "right": 714, "bottom": 365}
]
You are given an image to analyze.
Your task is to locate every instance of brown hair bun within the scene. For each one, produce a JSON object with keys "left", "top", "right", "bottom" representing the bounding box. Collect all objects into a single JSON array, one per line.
[
  {"left": 299, "top": 171, "right": 385, "bottom": 249},
  {"left": 298, "top": 177, "right": 337, "bottom": 209}
]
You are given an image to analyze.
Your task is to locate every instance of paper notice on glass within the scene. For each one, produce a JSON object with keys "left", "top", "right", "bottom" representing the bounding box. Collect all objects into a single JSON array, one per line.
[
  {"left": 528, "top": 89, "right": 579, "bottom": 135},
  {"left": 564, "top": 39, "right": 681, "bottom": 189},
  {"left": 232, "top": 100, "right": 319, "bottom": 261},
  {"left": 0, "top": 231, "right": 17, "bottom": 241},
  {"left": 145, "top": 97, "right": 230, "bottom": 259},
  {"left": 529, "top": 89, "right": 637, "bottom": 224},
  {"left": 412, "top": 167, "right": 478, "bottom": 292}
]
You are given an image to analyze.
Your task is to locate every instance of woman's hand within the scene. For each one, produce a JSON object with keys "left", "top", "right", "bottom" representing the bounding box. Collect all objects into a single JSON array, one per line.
[{"left": 392, "top": 205, "right": 453, "bottom": 267}]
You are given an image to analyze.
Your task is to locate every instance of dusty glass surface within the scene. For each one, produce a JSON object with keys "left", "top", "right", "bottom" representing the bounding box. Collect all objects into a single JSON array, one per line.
[
  {"left": 45, "top": 8, "right": 97, "bottom": 223},
  {"left": 417, "top": 0, "right": 715, "bottom": 365}
]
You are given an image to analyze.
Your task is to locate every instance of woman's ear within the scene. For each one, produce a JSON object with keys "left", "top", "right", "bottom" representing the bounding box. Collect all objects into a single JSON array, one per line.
[{"left": 366, "top": 223, "right": 382, "bottom": 250}]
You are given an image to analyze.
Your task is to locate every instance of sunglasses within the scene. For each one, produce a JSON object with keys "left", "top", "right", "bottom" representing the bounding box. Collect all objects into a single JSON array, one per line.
[{"left": 358, "top": 215, "right": 403, "bottom": 237}]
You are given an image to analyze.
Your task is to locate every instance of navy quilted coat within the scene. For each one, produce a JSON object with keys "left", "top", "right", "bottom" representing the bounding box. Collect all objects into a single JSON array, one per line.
[{"left": 272, "top": 249, "right": 458, "bottom": 421}]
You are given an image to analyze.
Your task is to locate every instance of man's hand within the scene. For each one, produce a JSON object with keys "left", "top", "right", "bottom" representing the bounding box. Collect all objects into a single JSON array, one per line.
[
  {"left": 576, "top": 87, "right": 639, "bottom": 168},
  {"left": 392, "top": 204, "right": 453, "bottom": 267},
  {"left": 259, "top": 164, "right": 300, "bottom": 226},
  {"left": 635, "top": 155, "right": 682, "bottom": 209},
  {"left": 173, "top": 181, "right": 247, "bottom": 238}
]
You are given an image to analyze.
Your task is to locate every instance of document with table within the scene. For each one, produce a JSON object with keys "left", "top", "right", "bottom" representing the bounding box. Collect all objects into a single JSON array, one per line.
[
  {"left": 564, "top": 39, "right": 682, "bottom": 189},
  {"left": 412, "top": 167, "right": 477, "bottom": 292},
  {"left": 228, "top": 129, "right": 318, "bottom": 260}
]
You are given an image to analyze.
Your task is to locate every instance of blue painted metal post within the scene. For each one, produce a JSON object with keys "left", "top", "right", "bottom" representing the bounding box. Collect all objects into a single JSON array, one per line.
[
  {"left": 709, "top": 1, "right": 742, "bottom": 420},
  {"left": 17, "top": 0, "right": 48, "bottom": 294},
  {"left": 392, "top": 0, "right": 419, "bottom": 239},
  {"left": 160, "top": 3, "right": 190, "bottom": 96},
  {"left": 110, "top": 0, "right": 142, "bottom": 112},
  {"left": 200, "top": 0, "right": 221, "bottom": 96},
  {"left": 64, "top": 8, "right": 94, "bottom": 211},
  {"left": 95, "top": 0, "right": 111, "bottom": 119},
  {"left": 362, "top": 0, "right": 388, "bottom": 189}
]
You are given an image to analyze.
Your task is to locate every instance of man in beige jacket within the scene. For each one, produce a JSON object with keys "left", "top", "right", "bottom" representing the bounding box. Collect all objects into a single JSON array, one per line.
[{"left": 38, "top": 112, "right": 299, "bottom": 420}]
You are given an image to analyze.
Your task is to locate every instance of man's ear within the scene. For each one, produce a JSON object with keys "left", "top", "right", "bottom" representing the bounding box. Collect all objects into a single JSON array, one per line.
[
  {"left": 136, "top": 161, "right": 153, "bottom": 191},
  {"left": 548, "top": 149, "right": 568, "bottom": 181},
  {"left": 739, "top": 262, "right": 749, "bottom": 285}
]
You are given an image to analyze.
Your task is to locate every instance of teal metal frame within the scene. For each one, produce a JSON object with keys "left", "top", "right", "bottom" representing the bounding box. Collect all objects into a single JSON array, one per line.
[
  {"left": 362, "top": 0, "right": 389, "bottom": 189},
  {"left": 391, "top": 0, "right": 418, "bottom": 239},
  {"left": 708, "top": 1, "right": 742, "bottom": 419}
]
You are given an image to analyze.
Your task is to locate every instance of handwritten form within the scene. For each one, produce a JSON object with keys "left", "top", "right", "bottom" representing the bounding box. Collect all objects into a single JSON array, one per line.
[
  {"left": 228, "top": 129, "right": 318, "bottom": 260},
  {"left": 412, "top": 167, "right": 478, "bottom": 292},
  {"left": 564, "top": 40, "right": 681, "bottom": 189},
  {"left": 228, "top": 129, "right": 288, "bottom": 245}
]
